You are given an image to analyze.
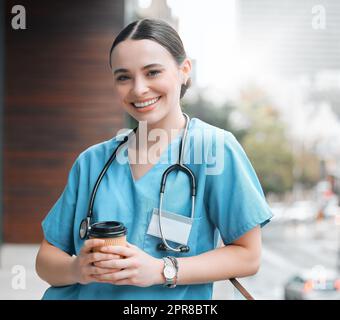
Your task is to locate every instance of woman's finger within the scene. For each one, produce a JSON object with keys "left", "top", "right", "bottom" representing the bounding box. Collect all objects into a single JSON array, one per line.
[
  {"left": 87, "top": 252, "right": 120, "bottom": 264},
  {"left": 94, "top": 268, "right": 134, "bottom": 282},
  {"left": 94, "top": 257, "right": 134, "bottom": 269},
  {"left": 88, "top": 265, "right": 117, "bottom": 276},
  {"left": 100, "top": 245, "right": 135, "bottom": 258},
  {"left": 81, "top": 239, "right": 106, "bottom": 254},
  {"left": 126, "top": 242, "right": 137, "bottom": 249}
]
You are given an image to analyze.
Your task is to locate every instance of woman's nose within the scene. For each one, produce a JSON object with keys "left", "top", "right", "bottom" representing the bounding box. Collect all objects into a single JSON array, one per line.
[{"left": 131, "top": 77, "right": 149, "bottom": 96}]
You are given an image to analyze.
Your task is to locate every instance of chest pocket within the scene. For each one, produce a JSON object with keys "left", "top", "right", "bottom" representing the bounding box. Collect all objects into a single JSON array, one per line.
[
  {"left": 143, "top": 207, "right": 203, "bottom": 259},
  {"left": 141, "top": 167, "right": 203, "bottom": 258}
]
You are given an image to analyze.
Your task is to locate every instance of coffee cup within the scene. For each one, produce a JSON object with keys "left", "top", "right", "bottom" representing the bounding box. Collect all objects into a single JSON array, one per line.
[{"left": 89, "top": 221, "right": 127, "bottom": 252}]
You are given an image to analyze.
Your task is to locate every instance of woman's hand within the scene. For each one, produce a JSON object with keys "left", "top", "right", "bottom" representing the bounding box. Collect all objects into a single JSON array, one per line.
[
  {"left": 93, "top": 242, "right": 164, "bottom": 287},
  {"left": 72, "top": 239, "right": 121, "bottom": 285}
]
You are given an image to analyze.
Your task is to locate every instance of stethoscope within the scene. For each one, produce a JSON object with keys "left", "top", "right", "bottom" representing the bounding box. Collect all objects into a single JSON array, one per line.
[{"left": 79, "top": 113, "right": 196, "bottom": 253}]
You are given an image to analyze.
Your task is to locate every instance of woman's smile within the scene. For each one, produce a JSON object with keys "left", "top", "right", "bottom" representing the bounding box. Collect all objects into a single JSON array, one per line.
[{"left": 131, "top": 96, "right": 162, "bottom": 112}]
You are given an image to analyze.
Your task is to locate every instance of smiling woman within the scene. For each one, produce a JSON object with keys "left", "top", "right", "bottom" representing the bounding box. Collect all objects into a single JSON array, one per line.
[
  {"left": 36, "top": 18, "right": 273, "bottom": 300},
  {"left": 108, "top": 19, "right": 192, "bottom": 128}
]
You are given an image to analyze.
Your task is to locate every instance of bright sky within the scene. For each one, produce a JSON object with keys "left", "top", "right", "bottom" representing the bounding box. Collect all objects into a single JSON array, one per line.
[{"left": 166, "top": 0, "right": 239, "bottom": 94}]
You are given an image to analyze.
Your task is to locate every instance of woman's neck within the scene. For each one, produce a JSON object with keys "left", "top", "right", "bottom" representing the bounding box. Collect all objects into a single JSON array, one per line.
[{"left": 136, "top": 109, "right": 186, "bottom": 150}]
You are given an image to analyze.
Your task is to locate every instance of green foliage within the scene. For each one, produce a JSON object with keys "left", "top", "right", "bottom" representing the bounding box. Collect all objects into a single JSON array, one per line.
[
  {"left": 242, "top": 127, "right": 294, "bottom": 194},
  {"left": 293, "top": 148, "right": 321, "bottom": 188}
]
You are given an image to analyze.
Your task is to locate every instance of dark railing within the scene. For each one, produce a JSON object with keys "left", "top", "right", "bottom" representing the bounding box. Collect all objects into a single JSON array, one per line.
[{"left": 229, "top": 278, "right": 254, "bottom": 300}]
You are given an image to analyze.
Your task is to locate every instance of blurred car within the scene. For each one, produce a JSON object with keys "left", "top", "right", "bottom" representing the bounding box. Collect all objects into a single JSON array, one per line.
[
  {"left": 284, "top": 266, "right": 340, "bottom": 300},
  {"left": 284, "top": 200, "right": 318, "bottom": 223}
]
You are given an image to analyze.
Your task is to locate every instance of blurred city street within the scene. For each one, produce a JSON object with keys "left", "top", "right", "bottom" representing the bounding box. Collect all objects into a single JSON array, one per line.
[
  {"left": 0, "top": 216, "right": 338, "bottom": 300},
  {"left": 217, "top": 216, "right": 339, "bottom": 300},
  {"left": 239, "top": 217, "right": 339, "bottom": 299}
]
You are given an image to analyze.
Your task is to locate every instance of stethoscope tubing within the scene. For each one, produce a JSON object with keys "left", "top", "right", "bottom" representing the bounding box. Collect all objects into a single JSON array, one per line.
[{"left": 158, "top": 113, "right": 195, "bottom": 252}]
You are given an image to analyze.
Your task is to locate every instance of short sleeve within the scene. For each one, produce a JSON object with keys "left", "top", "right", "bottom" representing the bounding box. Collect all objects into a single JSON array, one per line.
[
  {"left": 41, "top": 158, "right": 80, "bottom": 255},
  {"left": 204, "top": 132, "right": 273, "bottom": 245}
]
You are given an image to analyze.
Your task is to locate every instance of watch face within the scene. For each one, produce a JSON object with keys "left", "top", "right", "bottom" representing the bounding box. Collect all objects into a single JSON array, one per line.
[{"left": 164, "top": 265, "right": 176, "bottom": 278}]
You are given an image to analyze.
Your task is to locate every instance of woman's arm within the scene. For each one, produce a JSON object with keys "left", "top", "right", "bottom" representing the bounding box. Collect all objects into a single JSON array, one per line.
[
  {"left": 175, "top": 225, "right": 261, "bottom": 285},
  {"left": 35, "top": 238, "right": 119, "bottom": 287},
  {"left": 94, "top": 225, "right": 262, "bottom": 286},
  {"left": 35, "top": 239, "right": 78, "bottom": 287}
]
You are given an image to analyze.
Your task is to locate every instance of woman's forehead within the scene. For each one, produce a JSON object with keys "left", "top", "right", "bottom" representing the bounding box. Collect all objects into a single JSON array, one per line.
[{"left": 110, "top": 39, "right": 176, "bottom": 69}]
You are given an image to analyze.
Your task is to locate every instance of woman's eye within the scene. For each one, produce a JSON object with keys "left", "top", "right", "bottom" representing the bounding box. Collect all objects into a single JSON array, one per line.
[
  {"left": 116, "top": 75, "right": 130, "bottom": 82},
  {"left": 116, "top": 70, "right": 160, "bottom": 82},
  {"left": 147, "top": 70, "right": 161, "bottom": 77}
]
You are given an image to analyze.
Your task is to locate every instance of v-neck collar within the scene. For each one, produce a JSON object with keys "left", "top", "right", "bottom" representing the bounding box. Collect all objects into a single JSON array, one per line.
[
  {"left": 126, "top": 131, "right": 182, "bottom": 184},
  {"left": 118, "top": 117, "right": 196, "bottom": 185}
]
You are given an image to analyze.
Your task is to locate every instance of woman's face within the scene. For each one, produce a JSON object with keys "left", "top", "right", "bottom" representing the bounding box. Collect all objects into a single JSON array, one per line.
[{"left": 110, "top": 39, "right": 191, "bottom": 125}]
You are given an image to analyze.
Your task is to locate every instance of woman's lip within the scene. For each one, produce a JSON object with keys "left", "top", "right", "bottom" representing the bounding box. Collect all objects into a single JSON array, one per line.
[
  {"left": 132, "top": 96, "right": 161, "bottom": 113},
  {"left": 132, "top": 96, "right": 160, "bottom": 104}
]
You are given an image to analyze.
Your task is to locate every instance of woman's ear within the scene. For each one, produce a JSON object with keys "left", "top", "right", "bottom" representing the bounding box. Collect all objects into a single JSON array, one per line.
[{"left": 180, "top": 58, "right": 192, "bottom": 84}]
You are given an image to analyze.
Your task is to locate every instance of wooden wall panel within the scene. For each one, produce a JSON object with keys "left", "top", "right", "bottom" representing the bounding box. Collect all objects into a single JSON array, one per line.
[{"left": 4, "top": 0, "right": 125, "bottom": 242}]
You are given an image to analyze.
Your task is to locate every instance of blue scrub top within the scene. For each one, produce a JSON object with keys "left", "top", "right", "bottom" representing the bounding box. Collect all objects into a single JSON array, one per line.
[{"left": 41, "top": 117, "right": 273, "bottom": 300}]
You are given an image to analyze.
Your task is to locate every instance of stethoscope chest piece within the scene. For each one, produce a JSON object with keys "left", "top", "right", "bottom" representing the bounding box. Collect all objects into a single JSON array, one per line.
[{"left": 79, "top": 218, "right": 90, "bottom": 240}]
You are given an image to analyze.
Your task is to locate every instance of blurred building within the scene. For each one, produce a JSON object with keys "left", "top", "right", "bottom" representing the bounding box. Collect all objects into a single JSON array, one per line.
[
  {"left": 2, "top": 0, "right": 125, "bottom": 243},
  {"left": 125, "top": 0, "right": 178, "bottom": 28}
]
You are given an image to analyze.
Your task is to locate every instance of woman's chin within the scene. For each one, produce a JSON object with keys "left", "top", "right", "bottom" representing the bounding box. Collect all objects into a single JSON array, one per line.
[
  {"left": 135, "top": 112, "right": 168, "bottom": 127},
  {"left": 131, "top": 107, "right": 163, "bottom": 122}
]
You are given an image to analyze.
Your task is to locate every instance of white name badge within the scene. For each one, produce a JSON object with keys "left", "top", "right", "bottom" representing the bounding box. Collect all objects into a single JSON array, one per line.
[{"left": 146, "top": 208, "right": 193, "bottom": 245}]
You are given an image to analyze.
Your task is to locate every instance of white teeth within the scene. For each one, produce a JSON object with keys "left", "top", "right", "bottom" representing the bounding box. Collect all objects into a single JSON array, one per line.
[{"left": 133, "top": 97, "right": 160, "bottom": 108}]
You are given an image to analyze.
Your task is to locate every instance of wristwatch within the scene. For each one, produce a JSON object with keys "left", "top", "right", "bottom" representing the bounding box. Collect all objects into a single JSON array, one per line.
[{"left": 162, "top": 257, "right": 178, "bottom": 288}]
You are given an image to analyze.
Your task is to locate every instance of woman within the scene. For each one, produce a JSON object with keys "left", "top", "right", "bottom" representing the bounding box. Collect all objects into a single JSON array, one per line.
[{"left": 36, "top": 18, "right": 273, "bottom": 300}]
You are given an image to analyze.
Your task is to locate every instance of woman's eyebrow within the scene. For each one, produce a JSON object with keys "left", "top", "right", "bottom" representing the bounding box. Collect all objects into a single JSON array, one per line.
[{"left": 113, "top": 63, "right": 165, "bottom": 75}]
